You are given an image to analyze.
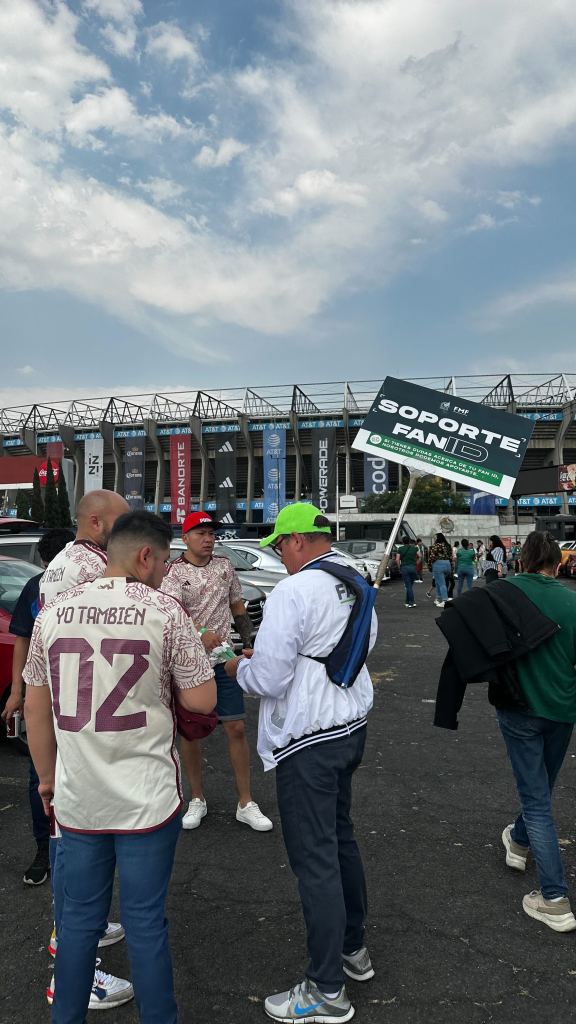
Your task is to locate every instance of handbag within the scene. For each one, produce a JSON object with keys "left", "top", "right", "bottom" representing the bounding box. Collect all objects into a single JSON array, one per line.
[{"left": 174, "top": 700, "right": 219, "bottom": 740}]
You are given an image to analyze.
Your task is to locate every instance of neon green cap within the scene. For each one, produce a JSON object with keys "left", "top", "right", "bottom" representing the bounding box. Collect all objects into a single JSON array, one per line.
[{"left": 260, "top": 503, "right": 332, "bottom": 548}]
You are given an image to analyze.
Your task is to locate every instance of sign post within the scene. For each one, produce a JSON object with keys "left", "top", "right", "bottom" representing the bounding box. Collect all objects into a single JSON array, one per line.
[{"left": 373, "top": 469, "right": 427, "bottom": 588}]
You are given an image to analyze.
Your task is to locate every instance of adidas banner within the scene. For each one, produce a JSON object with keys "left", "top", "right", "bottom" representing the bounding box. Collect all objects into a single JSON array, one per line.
[
  {"left": 214, "top": 434, "right": 237, "bottom": 525},
  {"left": 311, "top": 428, "right": 336, "bottom": 513},
  {"left": 263, "top": 427, "right": 286, "bottom": 523},
  {"left": 84, "top": 438, "right": 104, "bottom": 493},
  {"left": 123, "top": 438, "right": 145, "bottom": 511},
  {"left": 364, "top": 453, "right": 389, "bottom": 495},
  {"left": 170, "top": 434, "right": 191, "bottom": 526}
]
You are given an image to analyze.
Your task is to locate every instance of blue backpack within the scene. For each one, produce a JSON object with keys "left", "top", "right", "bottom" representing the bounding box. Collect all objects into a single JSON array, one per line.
[{"left": 301, "top": 559, "right": 377, "bottom": 688}]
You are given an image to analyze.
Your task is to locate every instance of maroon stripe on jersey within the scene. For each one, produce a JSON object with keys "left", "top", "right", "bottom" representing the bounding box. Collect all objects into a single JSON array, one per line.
[
  {"left": 73, "top": 539, "right": 107, "bottom": 563},
  {"left": 57, "top": 802, "right": 183, "bottom": 835}
]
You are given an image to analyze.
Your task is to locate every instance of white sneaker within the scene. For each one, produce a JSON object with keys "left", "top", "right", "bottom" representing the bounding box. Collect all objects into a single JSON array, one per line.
[
  {"left": 98, "top": 921, "right": 125, "bottom": 948},
  {"left": 46, "top": 961, "right": 134, "bottom": 1010},
  {"left": 182, "top": 798, "right": 207, "bottom": 829},
  {"left": 236, "top": 801, "right": 273, "bottom": 832},
  {"left": 502, "top": 824, "right": 529, "bottom": 871},
  {"left": 434, "top": 600, "right": 445, "bottom": 608}
]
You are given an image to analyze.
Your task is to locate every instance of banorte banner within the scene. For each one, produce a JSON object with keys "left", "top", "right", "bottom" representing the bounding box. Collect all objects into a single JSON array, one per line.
[
  {"left": 263, "top": 426, "right": 286, "bottom": 523},
  {"left": 170, "top": 434, "right": 191, "bottom": 525},
  {"left": 214, "top": 434, "right": 237, "bottom": 525},
  {"left": 311, "top": 428, "right": 336, "bottom": 513},
  {"left": 123, "top": 438, "right": 145, "bottom": 511},
  {"left": 84, "top": 438, "right": 104, "bottom": 493}
]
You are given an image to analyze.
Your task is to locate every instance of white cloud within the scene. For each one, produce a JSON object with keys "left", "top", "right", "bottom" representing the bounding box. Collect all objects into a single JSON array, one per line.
[
  {"left": 146, "top": 22, "right": 201, "bottom": 67},
  {"left": 255, "top": 169, "right": 366, "bottom": 216},
  {"left": 16, "top": 365, "right": 35, "bottom": 376},
  {"left": 135, "top": 178, "right": 187, "bottom": 205},
  {"left": 194, "top": 138, "right": 248, "bottom": 169},
  {"left": 64, "top": 87, "right": 189, "bottom": 147},
  {"left": 485, "top": 271, "right": 576, "bottom": 319},
  {"left": 82, "top": 0, "right": 142, "bottom": 56},
  {"left": 494, "top": 190, "right": 542, "bottom": 209},
  {"left": 413, "top": 198, "right": 449, "bottom": 224}
]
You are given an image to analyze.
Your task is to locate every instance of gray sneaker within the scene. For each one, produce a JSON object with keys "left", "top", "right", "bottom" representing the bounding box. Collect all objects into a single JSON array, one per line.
[
  {"left": 502, "top": 824, "right": 529, "bottom": 871},
  {"left": 342, "top": 947, "right": 374, "bottom": 982},
  {"left": 264, "top": 978, "right": 354, "bottom": 1022},
  {"left": 522, "top": 890, "right": 576, "bottom": 932}
]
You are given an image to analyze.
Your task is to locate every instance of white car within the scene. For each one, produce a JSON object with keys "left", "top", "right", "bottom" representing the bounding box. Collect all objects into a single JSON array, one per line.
[{"left": 221, "top": 540, "right": 288, "bottom": 574}]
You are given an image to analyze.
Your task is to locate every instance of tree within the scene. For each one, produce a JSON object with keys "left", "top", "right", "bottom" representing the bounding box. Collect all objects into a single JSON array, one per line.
[
  {"left": 364, "top": 477, "right": 469, "bottom": 515},
  {"left": 57, "top": 461, "right": 73, "bottom": 528},
  {"left": 43, "top": 458, "right": 60, "bottom": 527},
  {"left": 16, "top": 489, "right": 33, "bottom": 520},
  {"left": 31, "top": 468, "right": 44, "bottom": 524}
]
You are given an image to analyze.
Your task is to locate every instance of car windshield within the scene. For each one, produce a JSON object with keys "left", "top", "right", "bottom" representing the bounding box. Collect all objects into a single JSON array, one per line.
[{"left": 0, "top": 559, "right": 39, "bottom": 615}]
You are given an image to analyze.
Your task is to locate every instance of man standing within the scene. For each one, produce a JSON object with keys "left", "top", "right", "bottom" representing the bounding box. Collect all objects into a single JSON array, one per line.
[
  {"left": 24, "top": 511, "right": 216, "bottom": 1024},
  {"left": 162, "top": 511, "right": 272, "bottom": 832},
  {"left": 1, "top": 528, "right": 74, "bottom": 885},
  {"left": 229, "top": 504, "right": 377, "bottom": 1023}
]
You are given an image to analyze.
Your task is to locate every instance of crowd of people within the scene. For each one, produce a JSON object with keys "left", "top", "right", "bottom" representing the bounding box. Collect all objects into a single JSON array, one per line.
[{"left": 3, "top": 499, "right": 576, "bottom": 1024}]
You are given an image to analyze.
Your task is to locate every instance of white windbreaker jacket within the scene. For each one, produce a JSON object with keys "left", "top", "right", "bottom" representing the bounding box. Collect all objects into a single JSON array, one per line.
[{"left": 236, "top": 552, "right": 377, "bottom": 769}]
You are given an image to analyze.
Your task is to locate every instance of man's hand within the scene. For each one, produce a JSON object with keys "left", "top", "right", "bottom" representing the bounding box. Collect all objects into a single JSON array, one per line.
[
  {"left": 1, "top": 689, "right": 24, "bottom": 722},
  {"left": 241, "top": 648, "right": 254, "bottom": 659},
  {"left": 200, "top": 630, "right": 223, "bottom": 652},
  {"left": 224, "top": 656, "right": 246, "bottom": 679},
  {"left": 38, "top": 780, "right": 55, "bottom": 819}
]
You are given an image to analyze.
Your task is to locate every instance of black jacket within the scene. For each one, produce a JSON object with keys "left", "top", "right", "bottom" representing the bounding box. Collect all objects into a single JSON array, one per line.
[{"left": 434, "top": 580, "right": 560, "bottom": 729}]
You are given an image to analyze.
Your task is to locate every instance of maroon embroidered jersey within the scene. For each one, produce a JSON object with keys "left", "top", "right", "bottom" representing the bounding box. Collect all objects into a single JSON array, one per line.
[
  {"left": 41, "top": 540, "right": 107, "bottom": 604},
  {"left": 162, "top": 554, "right": 243, "bottom": 643},
  {"left": 24, "top": 577, "right": 213, "bottom": 833}
]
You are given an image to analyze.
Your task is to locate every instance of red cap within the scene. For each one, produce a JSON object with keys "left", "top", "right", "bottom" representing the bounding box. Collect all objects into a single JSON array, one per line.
[{"left": 181, "top": 511, "right": 222, "bottom": 534}]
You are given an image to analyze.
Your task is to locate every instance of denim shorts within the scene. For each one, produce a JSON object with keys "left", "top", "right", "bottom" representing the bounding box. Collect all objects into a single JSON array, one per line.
[{"left": 214, "top": 662, "right": 246, "bottom": 721}]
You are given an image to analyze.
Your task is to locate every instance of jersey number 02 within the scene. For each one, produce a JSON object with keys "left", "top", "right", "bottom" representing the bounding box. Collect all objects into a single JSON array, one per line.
[{"left": 48, "top": 638, "right": 151, "bottom": 733}]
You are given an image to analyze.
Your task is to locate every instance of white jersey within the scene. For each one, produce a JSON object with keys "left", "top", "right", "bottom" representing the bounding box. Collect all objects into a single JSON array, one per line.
[
  {"left": 24, "top": 577, "right": 213, "bottom": 833},
  {"left": 41, "top": 540, "right": 107, "bottom": 604},
  {"left": 236, "top": 552, "right": 376, "bottom": 770}
]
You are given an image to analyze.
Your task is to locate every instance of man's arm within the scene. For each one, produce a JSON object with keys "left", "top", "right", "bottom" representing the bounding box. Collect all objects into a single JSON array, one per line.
[
  {"left": 230, "top": 598, "right": 253, "bottom": 649},
  {"left": 234, "top": 585, "right": 304, "bottom": 699},
  {"left": 24, "top": 684, "right": 56, "bottom": 816},
  {"left": 170, "top": 611, "right": 217, "bottom": 714},
  {"left": 0, "top": 637, "right": 30, "bottom": 722}
]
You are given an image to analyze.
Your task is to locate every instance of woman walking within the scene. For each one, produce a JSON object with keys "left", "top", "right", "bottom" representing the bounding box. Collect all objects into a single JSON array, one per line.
[
  {"left": 455, "top": 539, "right": 476, "bottom": 595},
  {"left": 498, "top": 532, "right": 576, "bottom": 932},
  {"left": 396, "top": 536, "right": 419, "bottom": 608},
  {"left": 485, "top": 535, "right": 508, "bottom": 584},
  {"left": 428, "top": 533, "right": 453, "bottom": 608}
]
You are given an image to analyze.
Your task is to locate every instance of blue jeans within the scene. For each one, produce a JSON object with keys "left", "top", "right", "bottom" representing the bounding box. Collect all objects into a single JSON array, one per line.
[
  {"left": 52, "top": 814, "right": 181, "bottom": 1024},
  {"left": 432, "top": 560, "right": 451, "bottom": 601},
  {"left": 456, "top": 566, "right": 474, "bottom": 595},
  {"left": 497, "top": 709, "right": 574, "bottom": 899},
  {"left": 401, "top": 566, "right": 418, "bottom": 604}
]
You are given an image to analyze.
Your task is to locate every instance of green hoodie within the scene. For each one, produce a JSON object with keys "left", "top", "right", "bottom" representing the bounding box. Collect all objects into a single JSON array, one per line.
[{"left": 505, "top": 574, "right": 576, "bottom": 722}]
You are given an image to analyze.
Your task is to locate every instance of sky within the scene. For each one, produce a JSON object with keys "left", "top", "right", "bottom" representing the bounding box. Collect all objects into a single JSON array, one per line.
[{"left": 1, "top": 0, "right": 576, "bottom": 410}]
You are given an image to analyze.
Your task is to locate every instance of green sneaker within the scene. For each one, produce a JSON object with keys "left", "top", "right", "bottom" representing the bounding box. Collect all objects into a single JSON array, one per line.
[{"left": 264, "top": 978, "right": 354, "bottom": 1022}]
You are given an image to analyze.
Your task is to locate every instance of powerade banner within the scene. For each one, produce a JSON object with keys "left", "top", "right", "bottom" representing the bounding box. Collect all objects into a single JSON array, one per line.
[
  {"left": 170, "top": 434, "right": 191, "bottom": 525},
  {"left": 364, "top": 453, "right": 388, "bottom": 495},
  {"left": 311, "top": 428, "right": 336, "bottom": 513},
  {"left": 470, "top": 489, "right": 497, "bottom": 515},
  {"left": 84, "top": 438, "right": 104, "bottom": 493},
  {"left": 122, "top": 438, "right": 145, "bottom": 510},
  {"left": 263, "top": 427, "right": 286, "bottom": 523},
  {"left": 353, "top": 377, "right": 534, "bottom": 499},
  {"left": 214, "top": 434, "right": 237, "bottom": 525}
]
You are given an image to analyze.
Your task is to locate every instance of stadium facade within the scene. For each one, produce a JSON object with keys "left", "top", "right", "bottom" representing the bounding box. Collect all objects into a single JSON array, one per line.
[{"left": 1, "top": 374, "right": 575, "bottom": 524}]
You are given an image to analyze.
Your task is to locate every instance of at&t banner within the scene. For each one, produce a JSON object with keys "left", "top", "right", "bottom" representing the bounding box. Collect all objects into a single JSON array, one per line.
[
  {"left": 170, "top": 435, "right": 191, "bottom": 525},
  {"left": 263, "top": 427, "right": 286, "bottom": 523},
  {"left": 311, "top": 428, "right": 336, "bottom": 513}
]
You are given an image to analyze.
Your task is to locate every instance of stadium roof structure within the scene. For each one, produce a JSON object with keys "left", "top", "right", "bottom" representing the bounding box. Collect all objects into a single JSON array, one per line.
[{"left": 1, "top": 374, "right": 575, "bottom": 433}]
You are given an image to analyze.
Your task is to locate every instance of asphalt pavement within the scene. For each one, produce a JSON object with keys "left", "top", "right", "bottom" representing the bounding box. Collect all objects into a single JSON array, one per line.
[{"left": 2, "top": 574, "right": 576, "bottom": 1024}]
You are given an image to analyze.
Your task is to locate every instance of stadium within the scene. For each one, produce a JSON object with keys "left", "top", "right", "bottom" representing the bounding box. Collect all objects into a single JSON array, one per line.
[{"left": 0, "top": 373, "right": 575, "bottom": 529}]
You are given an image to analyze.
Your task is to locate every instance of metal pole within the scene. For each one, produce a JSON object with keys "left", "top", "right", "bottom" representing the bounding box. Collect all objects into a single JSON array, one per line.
[
  {"left": 373, "top": 469, "right": 427, "bottom": 588},
  {"left": 335, "top": 450, "right": 340, "bottom": 541}
]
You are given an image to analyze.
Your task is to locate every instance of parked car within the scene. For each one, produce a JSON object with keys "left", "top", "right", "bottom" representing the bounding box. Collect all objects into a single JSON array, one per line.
[
  {"left": 333, "top": 541, "right": 392, "bottom": 582},
  {"left": 168, "top": 541, "right": 269, "bottom": 649},
  {"left": 0, "top": 555, "right": 40, "bottom": 750},
  {"left": 0, "top": 526, "right": 46, "bottom": 567},
  {"left": 219, "top": 540, "right": 287, "bottom": 575}
]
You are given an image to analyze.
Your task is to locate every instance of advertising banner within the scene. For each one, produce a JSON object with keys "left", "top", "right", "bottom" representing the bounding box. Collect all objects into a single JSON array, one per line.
[
  {"left": 353, "top": 377, "right": 535, "bottom": 499},
  {"left": 122, "top": 438, "right": 145, "bottom": 510},
  {"left": 263, "top": 427, "right": 286, "bottom": 523},
  {"left": 170, "top": 434, "right": 191, "bottom": 525},
  {"left": 84, "top": 438, "right": 104, "bottom": 493},
  {"left": 310, "top": 428, "right": 336, "bottom": 513},
  {"left": 559, "top": 464, "right": 576, "bottom": 492},
  {"left": 214, "top": 434, "right": 237, "bottom": 525},
  {"left": 364, "top": 453, "right": 389, "bottom": 496},
  {"left": 46, "top": 441, "right": 65, "bottom": 464},
  {"left": 469, "top": 489, "right": 497, "bottom": 515}
]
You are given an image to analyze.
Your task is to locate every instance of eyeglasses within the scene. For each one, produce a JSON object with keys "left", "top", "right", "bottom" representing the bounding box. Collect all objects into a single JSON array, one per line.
[{"left": 272, "top": 535, "right": 290, "bottom": 556}]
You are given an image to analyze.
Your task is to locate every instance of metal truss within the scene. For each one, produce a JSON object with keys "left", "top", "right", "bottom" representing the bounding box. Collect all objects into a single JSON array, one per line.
[{"left": 2, "top": 374, "right": 576, "bottom": 439}]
